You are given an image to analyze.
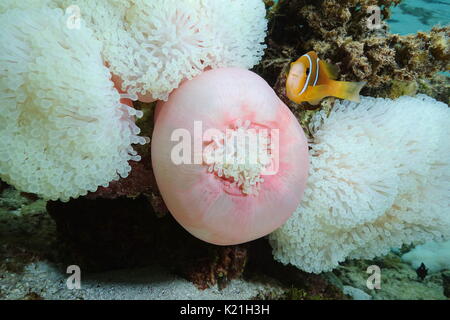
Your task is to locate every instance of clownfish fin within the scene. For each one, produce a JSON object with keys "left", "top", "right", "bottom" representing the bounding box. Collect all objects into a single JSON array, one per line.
[
  {"left": 303, "top": 84, "right": 333, "bottom": 103},
  {"left": 328, "top": 80, "right": 366, "bottom": 102},
  {"left": 304, "top": 80, "right": 366, "bottom": 104},
  {"left": 318, "top": 60, "right": 339, "bottom": 81}
]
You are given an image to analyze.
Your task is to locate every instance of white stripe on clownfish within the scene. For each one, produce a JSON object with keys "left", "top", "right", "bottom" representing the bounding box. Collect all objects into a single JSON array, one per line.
[
  {"left": 286, "top": 51, "right": 366, "bottom": 105},
  {"left": 298, "top": 53, "right": 312, "bottom": 96},
  {"left": 298, "top": 53, "right": 321, "bottom": 96},
  {"left": 313, "top": 58, "right": 320, "bottom": 86}
]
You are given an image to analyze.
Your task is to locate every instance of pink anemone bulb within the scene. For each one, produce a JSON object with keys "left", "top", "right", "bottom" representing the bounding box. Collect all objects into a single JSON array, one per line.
[{"left": 151, "top": 68, "right": 309, "bottom": 245}]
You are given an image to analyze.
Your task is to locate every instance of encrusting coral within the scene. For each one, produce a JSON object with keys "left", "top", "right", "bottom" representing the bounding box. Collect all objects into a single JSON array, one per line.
[
  {"left": 269, "top": 95, "right": 450, "bottom": 273},
  {"left": 0, "top": 8, "right": 147, "bottom": 201},
  {"left": 417, "top": 73, "right": 450, "bottom": 105},
  {"left": 259, "top": 0, "right": 449, "bottom": 107}
]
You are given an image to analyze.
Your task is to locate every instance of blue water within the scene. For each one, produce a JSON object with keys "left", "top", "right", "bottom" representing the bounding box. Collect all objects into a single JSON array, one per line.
[{"left": 388, "top": 0, "right": 450, "bottom": 34}]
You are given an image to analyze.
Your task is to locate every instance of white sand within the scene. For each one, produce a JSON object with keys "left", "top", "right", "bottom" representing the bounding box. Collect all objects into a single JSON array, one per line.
[{"left": 0, "top": 261, "right": 283, "bottom": 300}]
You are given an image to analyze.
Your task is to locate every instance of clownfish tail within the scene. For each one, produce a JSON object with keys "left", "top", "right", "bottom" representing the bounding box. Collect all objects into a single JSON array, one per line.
[{"left": 331, "top": 80, "right": 366, "bottom": 102}]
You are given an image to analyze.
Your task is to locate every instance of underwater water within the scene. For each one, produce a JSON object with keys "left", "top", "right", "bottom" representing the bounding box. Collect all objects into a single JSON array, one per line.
[
  {"left": 0, "top": 0, "right": 449, "bottom": 304},
  {"left": 388, "top": 0, "right": 450, "bottom": 34},
  {"left": 389, "top": 0, "right": 450, "bottom": 77}
]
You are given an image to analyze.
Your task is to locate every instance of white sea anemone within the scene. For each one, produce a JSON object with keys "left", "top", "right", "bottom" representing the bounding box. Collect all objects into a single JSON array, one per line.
[
  {"left": 52, "top": 0, "right": 267, "bottom": 101},
  {"left": 269, "top": 95, "right": 450, "bottom": 273},
  {"left": 0, "top": 0, "right": 54, "bottom": 14},
  {"left": 122, "top": 0, "right": 213, "bottom": 101},
  {"left": 201, "top": 0, "right": 268, "bottom": 70},
  {"left": 0, "top": 8, "right": 147, "bottom": 202}
]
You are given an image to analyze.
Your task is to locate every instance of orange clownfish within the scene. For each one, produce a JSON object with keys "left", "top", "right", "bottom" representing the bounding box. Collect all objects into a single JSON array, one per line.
[{"left": 286, "top": 51, "right": 366, "bottom": 105}]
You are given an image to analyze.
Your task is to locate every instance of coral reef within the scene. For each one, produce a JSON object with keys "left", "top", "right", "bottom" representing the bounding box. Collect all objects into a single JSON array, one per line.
[
  {"left": 402, "top": 240, "right": 450, "bottom": 273},
  {"left": 332, "top": 252, "right": 448, "bottom": 300},
  {"left": 183, "top": 246, "right": 248, "bottom": 290},
  {"left": 262, "top": 1, "right": 449, "bottom": 275},
  {"left": 257, "top": 0, "right": 449, "bottom": 110},
  {"left": 246, "top": 239, "right": 347, "bottom": 300},
  {"left": 417, "top": 73, "right": 450, "bottom": 104},
  {"left": 2, "top": 0, "right": 448, "bottom": 299}
]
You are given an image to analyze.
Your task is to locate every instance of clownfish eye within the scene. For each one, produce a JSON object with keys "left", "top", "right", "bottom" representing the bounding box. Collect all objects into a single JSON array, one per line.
[{"left": 306, "top": 67, "right": 310, "bottom": 75}]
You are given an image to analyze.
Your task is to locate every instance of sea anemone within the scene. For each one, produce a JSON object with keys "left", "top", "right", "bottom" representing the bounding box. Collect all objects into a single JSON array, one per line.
[
  {"left": 151, "top": 68, "right": 309, "bottom": 245},
  {"left": 0, "top": 8, "right": 147, "bottom": 201},
  {"left": 51, "top": 0, "right": 267, "bottom": 101},
  {"left": 201, "top": 0, "right": 268, "bottom": 70},
  {"left": 0, "top": 0, "right": 55, "bottom": 13},
  {"left": 269, "top": 95, "right": 450, "bottom": 273},
  {"left": 123, "top": 0, "right": 213, "bottom": 102}
]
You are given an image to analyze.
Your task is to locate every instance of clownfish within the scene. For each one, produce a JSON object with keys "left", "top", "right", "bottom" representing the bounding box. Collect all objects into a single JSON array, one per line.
[{"left": 286, "top": 51, "right": 366, "bottom": 105}]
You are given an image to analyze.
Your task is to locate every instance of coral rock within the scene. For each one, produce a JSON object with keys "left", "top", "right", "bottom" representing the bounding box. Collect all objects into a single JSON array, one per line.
[
  {"left": 183, "top": 246, "right": 248, "bottom": 290},
  {"left": 260, "top": 0, "right": 448, "bottom": 103}
]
